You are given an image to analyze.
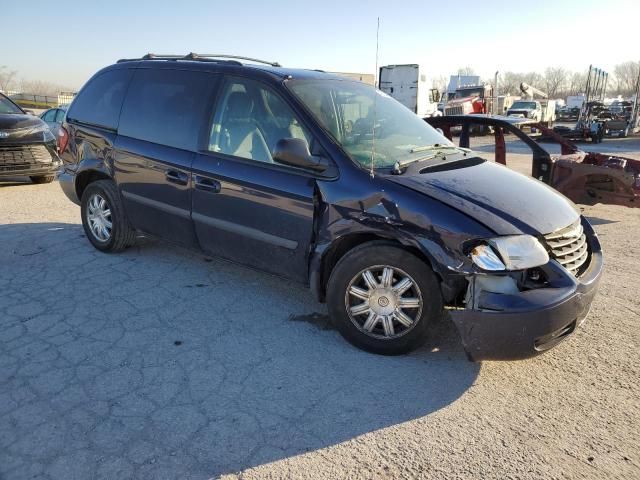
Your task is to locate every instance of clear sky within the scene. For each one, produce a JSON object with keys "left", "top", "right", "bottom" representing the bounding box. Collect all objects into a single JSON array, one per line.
[{"left": 3, "top": 0, "right": 638, "bottom": 89}]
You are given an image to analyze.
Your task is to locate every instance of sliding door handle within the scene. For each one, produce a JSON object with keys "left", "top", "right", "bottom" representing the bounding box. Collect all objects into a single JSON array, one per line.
[
  {"left": 165, "top": 169, "right": 189, "bottom": 185},
  {"left": 194, "top": 176, "right": 221, "bottom": 193}
]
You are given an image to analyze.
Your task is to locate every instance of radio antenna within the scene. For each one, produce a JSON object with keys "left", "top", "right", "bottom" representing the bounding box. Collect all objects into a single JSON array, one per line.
[{"left": 370, "top": 17, "right": 380, "bottom": 179}]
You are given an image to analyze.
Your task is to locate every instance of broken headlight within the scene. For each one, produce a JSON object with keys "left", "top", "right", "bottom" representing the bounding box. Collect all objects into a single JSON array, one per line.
[{"left": 470, "top": 235, "right": 549, "bottom": 271}]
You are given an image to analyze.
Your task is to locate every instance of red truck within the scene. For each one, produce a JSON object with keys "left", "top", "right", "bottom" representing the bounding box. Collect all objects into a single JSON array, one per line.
[{"left": 444, "top": 84, "right": 494, "bottom": 115}]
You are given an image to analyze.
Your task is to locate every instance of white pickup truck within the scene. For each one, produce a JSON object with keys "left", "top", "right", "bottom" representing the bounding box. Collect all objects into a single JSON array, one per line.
[{"left": 507, "top": 100, "right": 556, "bottom": 125}]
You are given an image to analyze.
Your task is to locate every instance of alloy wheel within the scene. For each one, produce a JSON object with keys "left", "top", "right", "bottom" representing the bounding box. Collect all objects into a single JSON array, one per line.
[
  {"left": 345, "top": 265, "right": 423, "bottom": 340},
  {"left": 86, "top": 193, "right": 112, "bottom": 242}
]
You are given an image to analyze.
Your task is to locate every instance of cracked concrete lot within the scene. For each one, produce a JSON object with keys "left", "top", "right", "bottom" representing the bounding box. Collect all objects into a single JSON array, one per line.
[{"left": 1, "top": 171, "right": 639, "bottom": 479}]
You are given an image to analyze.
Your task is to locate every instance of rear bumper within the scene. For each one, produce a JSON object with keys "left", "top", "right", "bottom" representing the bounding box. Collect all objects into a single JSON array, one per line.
[
  {"left": 451, "top": 229, "right": 603, "bottom": 361},
  {"left": 58, "top": 168, "right": 80, "bottom": 205}
]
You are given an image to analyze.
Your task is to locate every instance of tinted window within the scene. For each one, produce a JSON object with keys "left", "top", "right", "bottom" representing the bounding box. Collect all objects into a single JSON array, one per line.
[
  {"left": 119, "top": 69, "right": 213, "bottom": 151},
  {"left": 67, "top": 69, "right": 131, "bottom": 129},
  {"left": 209, "top": 77, "right": 311, "bottom": 164},
  {"left": 55, "top": 109, "right": 66, "bottom": 123}
]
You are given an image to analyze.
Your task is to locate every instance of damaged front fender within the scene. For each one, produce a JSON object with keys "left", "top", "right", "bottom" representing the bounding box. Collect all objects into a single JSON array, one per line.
[{"left": 308, "top": 178, "right": 491, "bottom": 303}]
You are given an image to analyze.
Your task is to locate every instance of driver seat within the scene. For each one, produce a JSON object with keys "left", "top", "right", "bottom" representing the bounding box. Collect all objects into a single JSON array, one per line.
[{"left": 220, "top": 92, "right": 272, "bottom": 163}]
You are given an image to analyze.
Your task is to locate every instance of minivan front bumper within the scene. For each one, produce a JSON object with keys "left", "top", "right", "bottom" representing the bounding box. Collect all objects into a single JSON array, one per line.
[{"left": 451, "top": 237, "right": 603, "bottom": 361}]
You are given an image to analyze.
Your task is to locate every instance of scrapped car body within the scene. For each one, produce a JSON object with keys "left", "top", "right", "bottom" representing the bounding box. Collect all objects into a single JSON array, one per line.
[
  {"left": 0, "top": 92, "right": 61, "bottom": 183},
  {"left": 59, "top": 54, "right": 603, "bottom": 361}
]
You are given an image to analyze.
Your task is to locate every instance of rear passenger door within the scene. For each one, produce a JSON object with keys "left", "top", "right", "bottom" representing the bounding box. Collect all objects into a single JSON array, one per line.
[
  {"left": 115, "top": 68, "right": 216, "bottom": 248},
  {"left": 191, "top": 77, "right": 320, "bottom": 282}
]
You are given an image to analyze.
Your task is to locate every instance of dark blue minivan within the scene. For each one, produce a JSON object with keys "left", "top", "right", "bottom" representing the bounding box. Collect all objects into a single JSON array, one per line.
[{"left": 58, "top": 54, "right": 603, "bottom": 360}]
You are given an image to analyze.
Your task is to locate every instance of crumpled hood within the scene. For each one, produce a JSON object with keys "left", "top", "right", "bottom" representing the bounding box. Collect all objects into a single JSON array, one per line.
[
  {"left": 388, "top": 158, "right": 579, "bottom": 236},
  {"left": 0, "top": 114, "right": 42, "bottom": 131}
]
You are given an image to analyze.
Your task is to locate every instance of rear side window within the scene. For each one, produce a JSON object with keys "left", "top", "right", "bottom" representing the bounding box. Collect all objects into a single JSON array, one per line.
[
  {"left": 42, "top": 109, "right": 57, "bottom": 122},
  {"left": 118, "top": 69, "right": 213, "bottom": 151},
  {"left": 67, "top": 69, "right": 131, "bottom": 129}
]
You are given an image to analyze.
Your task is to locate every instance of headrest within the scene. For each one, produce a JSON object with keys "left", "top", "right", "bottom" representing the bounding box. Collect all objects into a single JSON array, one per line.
[{"left": 226, "top": 92, "right": 253, "bottom": 120}]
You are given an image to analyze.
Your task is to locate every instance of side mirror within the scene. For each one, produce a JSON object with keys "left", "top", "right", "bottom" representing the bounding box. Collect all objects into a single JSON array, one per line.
[{"left": 272, "top": 138, "right": 328, "bottom": 172}]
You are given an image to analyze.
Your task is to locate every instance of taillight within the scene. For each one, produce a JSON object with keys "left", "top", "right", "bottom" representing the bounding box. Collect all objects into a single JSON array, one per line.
[{"left": 58, "top": 126, "right": 69, "bottom": 154}]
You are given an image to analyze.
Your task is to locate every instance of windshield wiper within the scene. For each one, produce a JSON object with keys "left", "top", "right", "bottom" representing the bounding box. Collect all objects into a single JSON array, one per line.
[{"left": 409, "top": 144, "right": 459, "bottom": 153}]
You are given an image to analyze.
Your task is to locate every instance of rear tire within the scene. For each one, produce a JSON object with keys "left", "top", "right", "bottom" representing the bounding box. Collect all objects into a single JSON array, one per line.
[
  {"left": 327, "top": 243, "right": 443, "bottom": 355},
  {"left": 80, "top": 180, "right": 136, "bottom": 252},
  {"left": 30, "top": 175, "right": 55, "bottom": 184}
]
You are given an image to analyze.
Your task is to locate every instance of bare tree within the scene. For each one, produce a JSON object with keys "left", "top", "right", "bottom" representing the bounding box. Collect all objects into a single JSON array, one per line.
[
  {"left": 567, "top": 71, "right": 587, "bottom": 96},
  {"left": 613, "top": 61, "right": 640, "bottom": 96},
  {"left": 456, "top": 66, "right": 476, "bottom": 76},
  {"left": 521, "top": 71, "right": 544, "bottom": 90},
  {"left": 497, "top": 70, "right": 552, "bottom": 97},
  {"left": 431, "top": 75, "right": 448, "bottom": 94},
  {"left": 0, "top": 66, "right": 18, "bottom": 92},
  {"left": 18, "top": 79, "right": 67, "bottom": 96},
  {"left": 498, "top": 72, "right": 521, "bottom": 95},
  {"left": 544, "top": 67, "right": 568, "bottom": 98}
]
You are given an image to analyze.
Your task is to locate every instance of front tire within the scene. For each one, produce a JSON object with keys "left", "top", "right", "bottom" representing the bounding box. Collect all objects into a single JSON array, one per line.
[
  {"left": 80, "top": 180, "right": 136, "bottom": 252},
  {"left": 327, "top": 243, "right": 443, "bottom": 355}
]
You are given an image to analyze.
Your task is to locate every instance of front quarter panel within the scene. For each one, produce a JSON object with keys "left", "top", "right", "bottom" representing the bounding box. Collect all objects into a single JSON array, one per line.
[{"left": 312, "top": 167, "right": 494, "bottom": 300}]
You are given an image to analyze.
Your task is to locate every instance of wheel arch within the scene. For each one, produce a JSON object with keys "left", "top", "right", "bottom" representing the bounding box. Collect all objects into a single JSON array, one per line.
[
  {"left": 75, "top": 167, "right": 113, "bottom": 201},
  {"left": 311, "top": 232, "right": 445, "bottom": 303}
]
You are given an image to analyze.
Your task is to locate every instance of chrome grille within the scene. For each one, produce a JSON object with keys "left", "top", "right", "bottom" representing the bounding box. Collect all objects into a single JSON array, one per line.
[
  {"left": 0, "top": 145, "right": 52, "bottom": 166},
  {"left": 444, "top": 105, "right": 464, "bottom": 115},
  {"left": 544, "top": 220, "right": 590, "bottom": 276}
]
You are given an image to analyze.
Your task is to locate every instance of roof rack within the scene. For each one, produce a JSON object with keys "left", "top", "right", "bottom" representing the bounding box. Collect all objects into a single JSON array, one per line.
[{"left": 117, "top": 53, "right": 281, "bottom": 67}]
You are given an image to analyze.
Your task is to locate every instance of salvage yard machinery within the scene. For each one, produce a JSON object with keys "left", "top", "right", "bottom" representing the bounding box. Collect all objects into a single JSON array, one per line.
[
  {"left": 427, "top": 114, "right": 640, "bottom": 208},
  {"left": 553, "top": 65, "right": 608, "bottom": 143}
]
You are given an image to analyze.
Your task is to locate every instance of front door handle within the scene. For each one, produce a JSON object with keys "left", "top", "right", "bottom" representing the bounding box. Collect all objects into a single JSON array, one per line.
[
  {"left": 194, "top": 175, "right": 221, "bottom": 193},
  {"left": 165, "top": 169, "right": 189, "bottom": 185}
]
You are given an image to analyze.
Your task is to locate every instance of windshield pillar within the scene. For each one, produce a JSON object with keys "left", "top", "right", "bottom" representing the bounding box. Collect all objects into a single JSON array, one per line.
[{"left": 460, "top": 124, "right": 471, "bottom": 148}]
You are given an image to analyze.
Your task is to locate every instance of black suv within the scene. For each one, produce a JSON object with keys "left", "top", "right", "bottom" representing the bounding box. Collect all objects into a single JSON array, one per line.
[
  {"left": 58, "top": 54, "right": 603, "bottom": 360},
  {"left": 0, "top": 92, "right": 61, "bottom": 183}
]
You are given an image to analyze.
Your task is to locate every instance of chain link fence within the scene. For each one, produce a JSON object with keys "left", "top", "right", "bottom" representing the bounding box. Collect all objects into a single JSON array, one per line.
[{"left": 7, "top": 91, "right": 76, "bottom": 109}]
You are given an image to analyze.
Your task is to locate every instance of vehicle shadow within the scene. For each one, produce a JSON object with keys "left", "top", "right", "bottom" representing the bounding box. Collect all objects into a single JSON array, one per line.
[
  {"left": 0, "top": 223, "right": 480, "bottom": 479},
  {"left": 585, "top": 216, "right": 618, "bottom": 226},
  {"left": 0, "top": 176, "right": 33, "bottom": 188}
]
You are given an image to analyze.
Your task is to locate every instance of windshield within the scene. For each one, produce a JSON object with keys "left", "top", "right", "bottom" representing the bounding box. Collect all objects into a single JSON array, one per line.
[
  {"left": 0, "top": 95, "right": 23, "bottom": 114},
  {"left": 288, "top": 79, "right": 453, "bottom": 168},
  {"left": 511, "top": 101, "right": 537, "bottom": 110},
  {"left": 454, "top": 88, "right": 483, "bottom": 99}
]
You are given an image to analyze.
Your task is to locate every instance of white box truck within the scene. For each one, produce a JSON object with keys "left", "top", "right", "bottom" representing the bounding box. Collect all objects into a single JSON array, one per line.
[
  {"left": 378, "top": 64, "right": 441, "bottom": 118},
  {"left": 566, "top": 95, "right": 586, "bottom": 109}
]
